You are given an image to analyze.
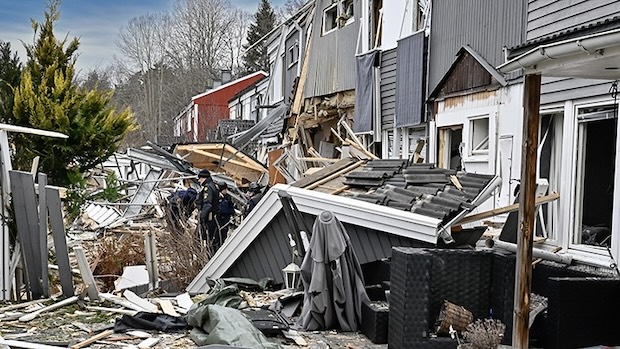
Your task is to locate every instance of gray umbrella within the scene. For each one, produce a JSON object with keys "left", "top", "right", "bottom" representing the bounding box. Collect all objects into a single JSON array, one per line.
[{"left": 297, "top": 211, "right": 369, "bottom": 332}]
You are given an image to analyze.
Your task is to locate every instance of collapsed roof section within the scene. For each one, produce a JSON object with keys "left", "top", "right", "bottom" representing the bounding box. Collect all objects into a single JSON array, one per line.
[
  {"left": 173, "top": 143, "right": 268, "bottom": 185},
  {"left": 187, "top": 159, "right": 500, "bottom": 294}
]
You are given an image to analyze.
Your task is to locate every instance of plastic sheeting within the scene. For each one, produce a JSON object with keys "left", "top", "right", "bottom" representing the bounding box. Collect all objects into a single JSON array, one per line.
[{"left": 187, "top": 304, "right": 281, "bottom": 349}]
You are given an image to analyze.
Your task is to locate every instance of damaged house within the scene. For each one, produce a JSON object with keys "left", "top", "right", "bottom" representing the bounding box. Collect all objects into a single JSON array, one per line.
[{"left": 173, "top": 71, "right": 267, "bottom": 143}]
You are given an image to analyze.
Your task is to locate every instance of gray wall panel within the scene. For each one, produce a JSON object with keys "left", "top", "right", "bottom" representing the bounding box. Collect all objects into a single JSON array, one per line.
[
  {"left": 429, "top": 0, "right": 527, "bottom": 94},
  {"left": 541, "top": 78, "right": 612, "bottom": 105},
  {"left": 381, "top": 47, "right": 397, "bottom": 130},
  {"left": 304, "top": 0, "right": 361, "bottom": 98},
  {"left": 395, "top": 32, "right": 425, "bottom": 127},
  {"left": 225, "top": 209, "right": 431, "bottom": 284},
  {"left": 526, "top": 0, "right": 620, "bottom": 40}
]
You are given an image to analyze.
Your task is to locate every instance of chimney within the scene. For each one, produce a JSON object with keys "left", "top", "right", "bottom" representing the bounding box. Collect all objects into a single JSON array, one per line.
[
  {"left": 213, "top": 80, "right": 222, "bottom": 88},
  {"left": 221, "top": 70, "right": 232, "bottom": 84}
]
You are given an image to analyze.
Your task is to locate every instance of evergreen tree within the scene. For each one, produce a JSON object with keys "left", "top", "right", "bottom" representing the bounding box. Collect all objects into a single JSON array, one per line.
[
  {"left": 242, "top": 0, "right": 277, "bottom": 74},
  {"left": 0, "top": 41, "right": 22, "bottom": 123},
  {"left": 12, "top": 0, "right": 136, "bottom": 186}
]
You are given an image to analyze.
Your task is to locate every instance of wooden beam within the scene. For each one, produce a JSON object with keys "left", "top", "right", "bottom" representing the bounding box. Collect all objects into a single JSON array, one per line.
[
  {"left": 305, "top": 161, "right": 365, "bottom": 190},
  {"left": 513, "top": 73, "right": 541, "bottom": 348},
  {"left": 457, "top": 193, "right": 559, "bottom": 225},
  {"left": 70, "top": 330, "right": 114, "bottom": 349},
  {"left": 193, "top": 149, "right": 267, "bottom": 173}
]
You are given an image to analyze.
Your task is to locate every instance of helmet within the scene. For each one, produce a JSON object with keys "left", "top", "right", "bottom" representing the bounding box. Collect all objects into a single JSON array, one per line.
[
  {"left": 198, "top": 169, "right": 211, "bottom": 178},
  {"left": 217, "top": 182, "right": 228, "bottom": 191},
  {"left": 249, "top": 182, "right": 261, "bottom": 192}
]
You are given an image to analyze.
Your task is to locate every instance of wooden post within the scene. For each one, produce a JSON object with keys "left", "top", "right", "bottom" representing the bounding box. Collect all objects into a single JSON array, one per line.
[{"left": 513, "top": 73, "right": 541, "bottom": 348}]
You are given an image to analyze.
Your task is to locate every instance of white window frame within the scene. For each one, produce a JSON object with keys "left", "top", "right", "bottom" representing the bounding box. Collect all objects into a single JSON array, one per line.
[
  {"left": 569, "top": 102, "right": 619, "bottom": 256},
  {"left": 537, "top": 110, "right": 564, "bottom": 242},
  {"left": 468, "top": 115, "right": 490, "bottom": 156},
  {"left": 287, "top": 41, "right": 299, "bottom": 69},
  {"left": 322, "top": 3, "right": 338, "bottom": 35}
]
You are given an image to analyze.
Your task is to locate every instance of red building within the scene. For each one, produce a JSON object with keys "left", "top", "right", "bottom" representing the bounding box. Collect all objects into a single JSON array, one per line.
[{"left": 174, "top": 71, "right": 267, "bottom": 142}]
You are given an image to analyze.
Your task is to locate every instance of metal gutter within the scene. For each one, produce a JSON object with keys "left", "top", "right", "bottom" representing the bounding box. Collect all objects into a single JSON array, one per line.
[{"left": 497, "top": 28, "right": 620, "bottom": 74}]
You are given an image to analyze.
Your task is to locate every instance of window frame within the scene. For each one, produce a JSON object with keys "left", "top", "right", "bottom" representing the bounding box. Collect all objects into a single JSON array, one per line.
[
  {"left": 322, "top": 3, "right": 338, "bottom": 36},
  {"left": 468, "top": 115, "right": 490, "bottom": 156}
]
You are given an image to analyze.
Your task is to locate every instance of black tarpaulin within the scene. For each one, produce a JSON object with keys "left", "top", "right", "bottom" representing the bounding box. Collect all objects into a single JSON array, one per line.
[{"left": 297, "top": 211, "right": 369, "bottom": 332}]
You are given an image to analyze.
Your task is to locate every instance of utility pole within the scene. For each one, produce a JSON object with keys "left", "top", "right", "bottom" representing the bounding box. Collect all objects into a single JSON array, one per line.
[{"left": 513, "top": 73, "right": 541, "bottom": 348}]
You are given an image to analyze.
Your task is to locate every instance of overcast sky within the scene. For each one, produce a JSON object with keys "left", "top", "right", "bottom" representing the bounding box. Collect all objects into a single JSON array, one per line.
[{"left": 0, "top": 0, "right": 286, "bottom": 75}]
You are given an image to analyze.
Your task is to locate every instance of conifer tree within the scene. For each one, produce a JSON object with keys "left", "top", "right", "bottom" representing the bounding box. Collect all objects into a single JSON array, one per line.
[
  {"left": 12, "top": 0, "right": 136, "bottom": 186},
  {"left": 242, "top": 0, "right": 277, "bottom": 74},
  {"left": 0, "top": 41, "right": 22, "bottom": 123}
]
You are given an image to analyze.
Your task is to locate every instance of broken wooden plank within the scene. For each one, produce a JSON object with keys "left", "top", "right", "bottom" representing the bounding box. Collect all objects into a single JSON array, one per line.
[
  {"left": 85, "top": 306, "right": 138, "bottom": 316},
  {"left": 457, "top": 193, "right": 560, "bottom": 225},
  {"left": 0, "top": 338, "right": 64, "bottom": 349},
  {"left": 174, "top": 293, "right": 193, "bottom": 313},
  {"left": 123, "top": 290, "right": 158, "bottom": 313},
  {"left": 156, "top": 299, "right": 180, "bottom": 317},
  {"left": 47, "top": 187, "right": 74, "bottom": 297},
  {"left": 99, "top": 293, "right": 150, "bottom": 313},
  {"left": 0, "top": 296, "right": 52, "bottom": 313},
  {"left": 137, "top": 337, "right": 160, "bottom": 349},
  {"left": 73, "top": 246, "right": 99, "bottom": 301},
  {"left": 19, "top": 295, "right": 79, "bottom": 322},
  {"left": 70, "top": 329, "right": 115, "bottom": 349}
]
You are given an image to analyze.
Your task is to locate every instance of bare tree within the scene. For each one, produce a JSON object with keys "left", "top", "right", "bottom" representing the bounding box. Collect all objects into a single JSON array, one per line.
[
  {"left": 278, "top": 0, "right": 306, "bottom": 20},
  {"left": 116, "top": 12, "right": 171, "bottom": 144}
]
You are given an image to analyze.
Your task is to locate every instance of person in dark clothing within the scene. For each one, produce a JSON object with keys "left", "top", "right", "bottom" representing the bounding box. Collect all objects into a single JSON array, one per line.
[
  {"left": 216, "top": 182, "right": 234, "bottom": 244},
  {"left": 195, "top": 169, "right": 220, "bottom": 253},
  {"left": 167, "top": 186, "right": 198, "bottom": 234},
  {"left": 245, "top": 182, "right": 265, "bottom": 217}
]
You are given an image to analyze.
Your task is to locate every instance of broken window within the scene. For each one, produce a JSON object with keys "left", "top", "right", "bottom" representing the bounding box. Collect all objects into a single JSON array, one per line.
[
  {"left": 537, "top": 113, "right": 563, "bottom": 240},
  {"left": 438, "top": 126, "right": 463, "bottom": 171},
  {"left": 322, "top": 4, "right": 338, "bottom": 35},
  {"left": 573, "top": 106, "right": 617, "bottom": 247},
  {"left": 372, "top": 0, "right": 383, "bottom": 48},
  {"left": 407, "top": 127, "right": 426, "bottom": 163},
  {"left": 469, "top": 117, "right": 489, "bottom": 155},
  {"left": 322, "top": 1, "right": 354, "bottom": 36},
  {"left": 340, "top": 0, "right": 354, "bottom": 26}
]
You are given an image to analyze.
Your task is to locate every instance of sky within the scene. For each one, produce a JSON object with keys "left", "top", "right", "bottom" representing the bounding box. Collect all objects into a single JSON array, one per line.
[{"left": 0, "top": 0, "right": 286, "bottom": 75}]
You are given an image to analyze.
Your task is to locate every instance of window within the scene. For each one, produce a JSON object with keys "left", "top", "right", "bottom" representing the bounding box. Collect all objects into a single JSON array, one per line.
[
  {"left": 287, "top": 42, "right": 299, "bottom": 68},
  {"left": 322, "top": 4, "right": 338, "bottom": 35},
  {"left": 537, "top": 113, "right": 563, "bottom": 240},
  {"left": 573, "top": 106, "right": 617, "bottom": 248},
  {"left": 322, "top": 1, "right": 354, "bottom": 36},
  {"left": 407, "top": 127, "right": 426, "bottom": 163},
  {"left": 469, "top": 117, "right": 489, "bottom": 155},
  {"left": 186, "top": 109, "right": 192, "bottom": 131}
]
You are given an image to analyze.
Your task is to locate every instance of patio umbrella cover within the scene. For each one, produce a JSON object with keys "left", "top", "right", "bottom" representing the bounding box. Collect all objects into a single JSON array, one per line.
[{"left": 297, "top": 211, "right": 369, "bottom": 331}]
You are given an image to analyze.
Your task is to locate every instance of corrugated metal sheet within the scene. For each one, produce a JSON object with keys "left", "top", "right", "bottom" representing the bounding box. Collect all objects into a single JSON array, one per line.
[
  {"left": 303, "top": 0, "right": 361, "bottom": 98},
  {"left": 395, "top": 32, "right": 425, "bottom": 128},
  {"left": 223, "top": 211, "right": 430, "bottom": 283},
  {"left": 381, "top": 48, "right": 397, "bottom": 130},
  {"left": 428, "top": 0, "right": 527, "bottom": 94},
  {"left": 526, "top": 0, "right": 620, "bottom": 40}
]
